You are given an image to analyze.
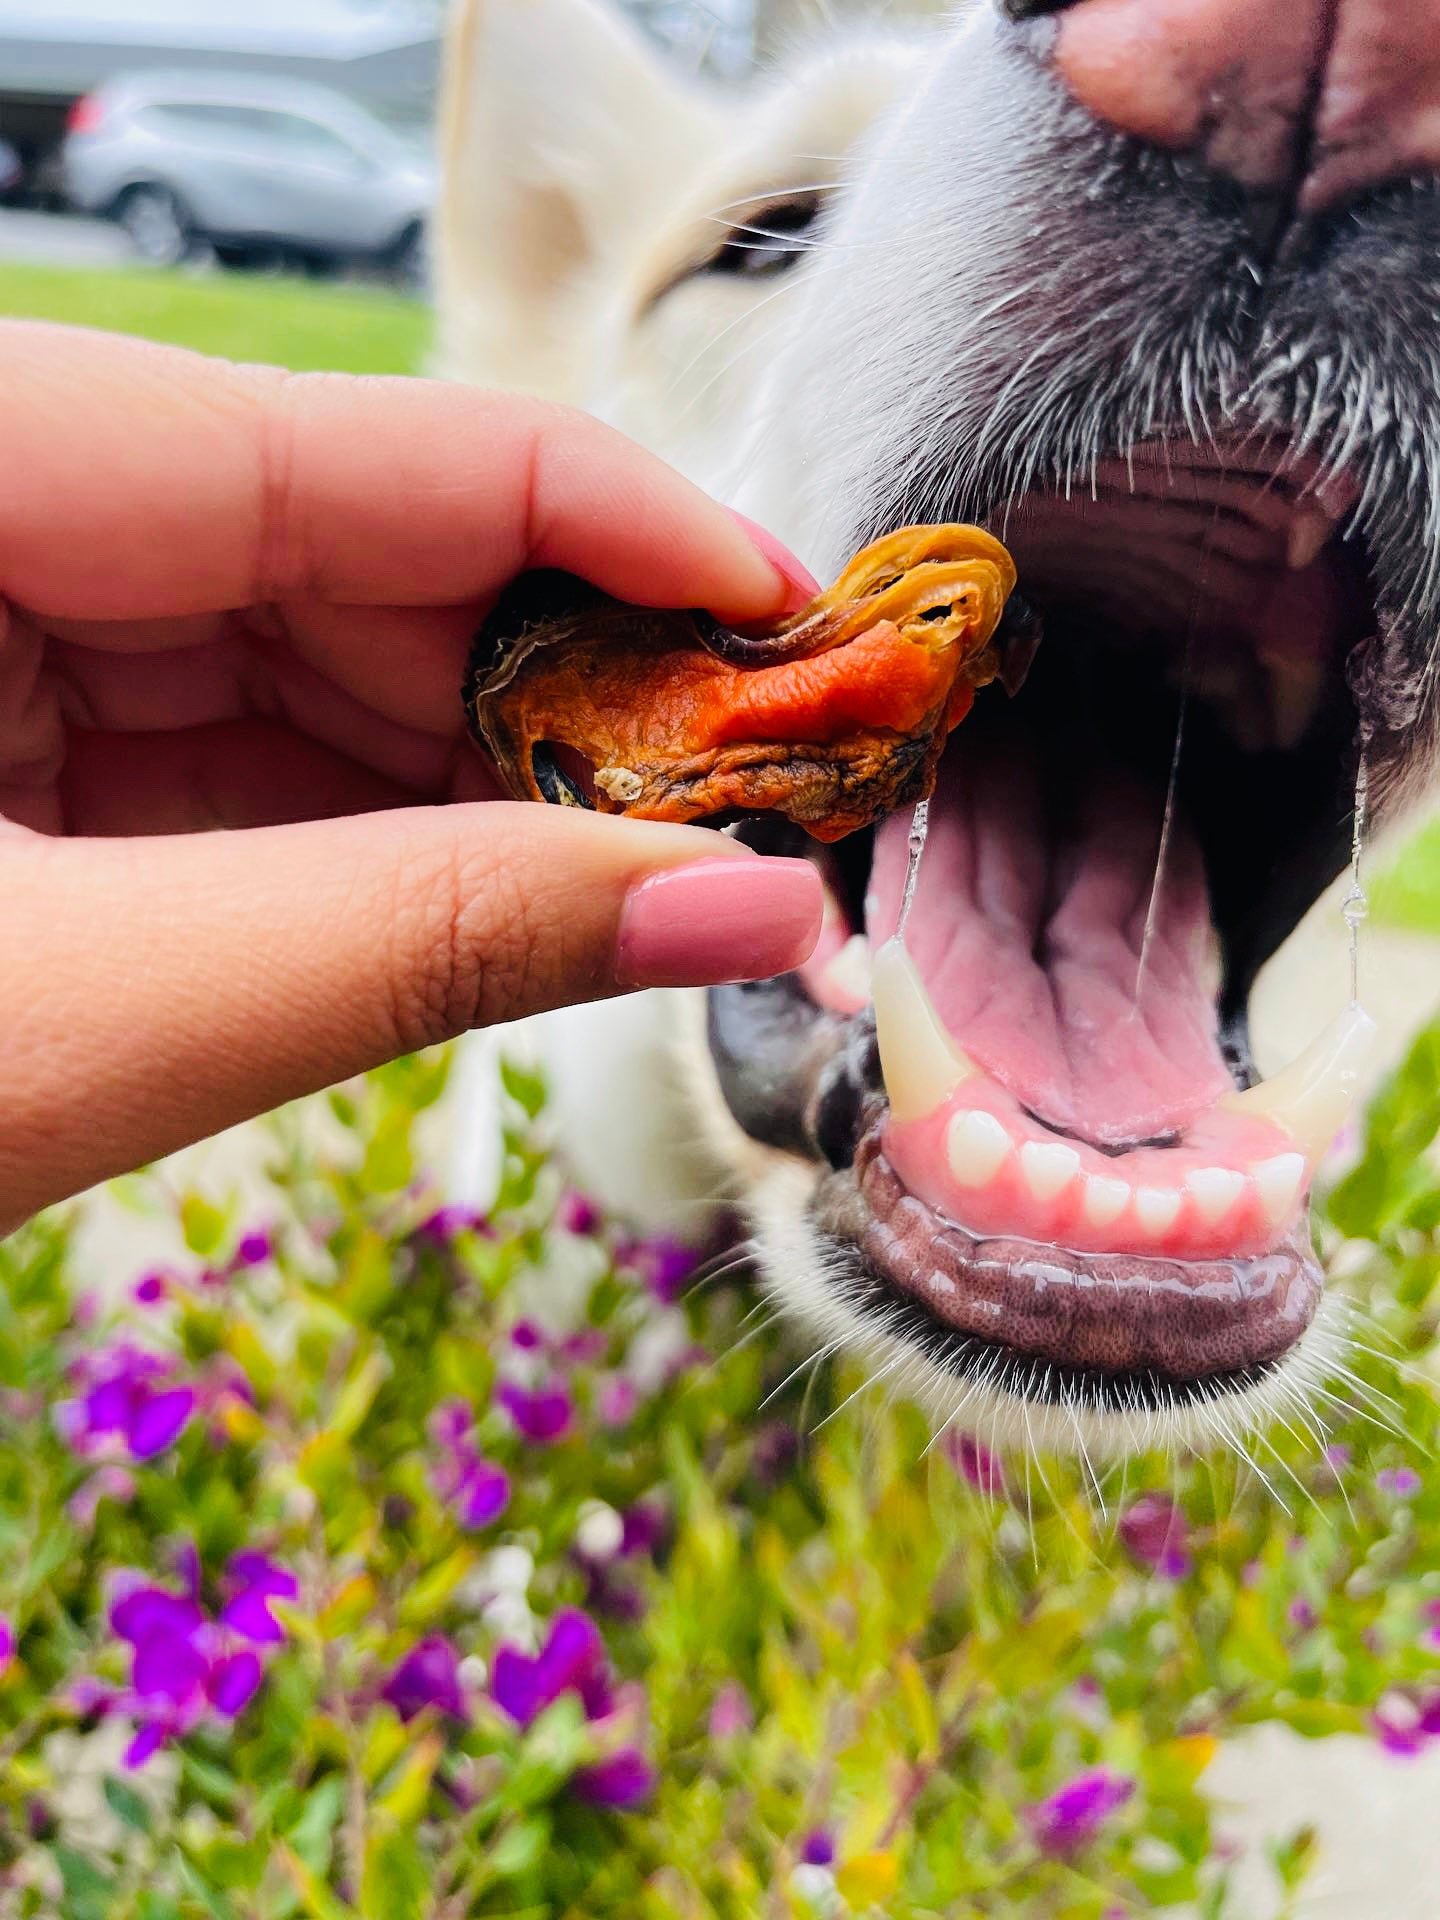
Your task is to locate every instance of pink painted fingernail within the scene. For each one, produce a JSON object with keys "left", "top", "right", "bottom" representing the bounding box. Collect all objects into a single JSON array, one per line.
[
  {"left": 728, "top": 509, "right": 821, "bottom": 612},
  {"left": 616, "top": 857, "right": 824, "bottom": 989}
]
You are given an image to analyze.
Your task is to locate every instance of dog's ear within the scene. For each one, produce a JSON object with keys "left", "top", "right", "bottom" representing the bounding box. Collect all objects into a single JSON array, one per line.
[{"left": 435, "top": 0, "right": 716, "bottom": 401}]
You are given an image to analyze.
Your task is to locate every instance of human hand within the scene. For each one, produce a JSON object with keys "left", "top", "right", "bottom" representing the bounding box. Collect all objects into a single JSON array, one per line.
[{"left": 0, "top": 323, "right": 823, "bottom": 1230}]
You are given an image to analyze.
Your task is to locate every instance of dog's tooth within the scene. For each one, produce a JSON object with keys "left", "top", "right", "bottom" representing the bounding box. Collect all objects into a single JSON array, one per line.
[
  {"left": 1286, "top": 503, "right": 1334, "bottom": 572},
  {"left": 1082, "top": 1174, "right": 1131, "bottom": 1228},
  {"left": 1019, "top": 1140, "right": 1081, "bottom": 1203},
  {"left": 1185, "top": 1166, "right": 1246, "bottom": 1226},
  {"left": 1223, "top": 1002, "right": 1377, "bottom": 1164},
  {"left": 1133, "top": 1186, "right": 1182, "bottom": 1237},
  {"left": 823, "top": 933, "right": 872, "bottom": 1007},
  {"left": 1252, "top": 1152, "right": 1307, "bottom": 1230},
  {"left": 872, "top": 937, "right": 976, "bottom": 1124},
  {"left": 947, "top": 1110, "right": 1013, "bottom": 1187}
]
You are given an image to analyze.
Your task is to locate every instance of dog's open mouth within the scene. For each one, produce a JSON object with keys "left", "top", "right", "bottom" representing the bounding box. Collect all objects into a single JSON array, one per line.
[{"left": 710, "top": 441, "right": 1381, "bottom": 1415}]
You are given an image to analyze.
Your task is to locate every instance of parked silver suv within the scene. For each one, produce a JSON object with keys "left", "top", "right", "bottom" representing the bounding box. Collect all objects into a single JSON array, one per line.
[{"left": 62, "top": 70, "right": 433, "bottom": 284}]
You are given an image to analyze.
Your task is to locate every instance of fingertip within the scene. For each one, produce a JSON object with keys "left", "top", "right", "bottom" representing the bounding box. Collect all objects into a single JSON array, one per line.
[{"left": 726, "top": 510, "right": 822, "bottom": 615}]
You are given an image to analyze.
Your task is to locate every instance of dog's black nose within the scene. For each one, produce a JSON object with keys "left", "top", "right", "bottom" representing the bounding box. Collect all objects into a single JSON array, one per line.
[{"left": 1006, "top": 0, "right": 1440, "bottom": 220}]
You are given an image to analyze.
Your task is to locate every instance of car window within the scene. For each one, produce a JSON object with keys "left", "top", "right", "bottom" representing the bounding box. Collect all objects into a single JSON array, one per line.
[{"left": 139, "top": 103, "right": 371, "bottom": 169}]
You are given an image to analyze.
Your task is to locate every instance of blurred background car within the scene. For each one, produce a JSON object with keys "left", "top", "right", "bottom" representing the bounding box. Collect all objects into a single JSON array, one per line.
[{"left": 61, "top": 69, "right": 433, "bottom": 284}]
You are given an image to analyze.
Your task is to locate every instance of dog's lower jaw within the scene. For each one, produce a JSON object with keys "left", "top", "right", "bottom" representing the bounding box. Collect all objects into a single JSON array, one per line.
[{"left": 672, "top": 990, "right": 1336, "bottom": 1459}]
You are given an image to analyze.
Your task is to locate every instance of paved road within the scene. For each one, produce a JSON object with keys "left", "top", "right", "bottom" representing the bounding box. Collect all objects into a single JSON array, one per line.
[{"left": 0, "top": 205, "right": 129, "bottom": 267}]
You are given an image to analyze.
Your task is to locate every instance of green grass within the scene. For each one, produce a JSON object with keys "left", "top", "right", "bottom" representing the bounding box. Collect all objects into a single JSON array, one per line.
[{"left": 0, "top": 257, "right": 431, "bottom": 374}]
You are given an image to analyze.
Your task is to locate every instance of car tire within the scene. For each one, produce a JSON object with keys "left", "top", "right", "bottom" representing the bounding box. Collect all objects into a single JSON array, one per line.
[
  {"left": 389, "top": 222, "right": 428, "bottom": 296},
  {"left": 115, "top": 184, "right": 193, "bottom": 267}
]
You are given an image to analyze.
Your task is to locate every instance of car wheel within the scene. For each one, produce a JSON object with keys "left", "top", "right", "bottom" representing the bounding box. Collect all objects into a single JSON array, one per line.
[
  {"left": 390, "top": 223, "right": 428, "bottom": 296},
  {"left": 115, "top": 184, "right": 192, "bottom": 267}
]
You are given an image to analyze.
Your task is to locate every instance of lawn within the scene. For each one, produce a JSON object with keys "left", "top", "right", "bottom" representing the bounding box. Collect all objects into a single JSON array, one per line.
[{"left": 0, "top": 257, "right": 431, "bottom": 375}]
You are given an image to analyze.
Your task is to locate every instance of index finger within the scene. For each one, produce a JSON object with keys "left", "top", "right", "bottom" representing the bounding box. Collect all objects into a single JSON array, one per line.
[{"left": 0, "top": 321, "right": 809, "bottom": 623}]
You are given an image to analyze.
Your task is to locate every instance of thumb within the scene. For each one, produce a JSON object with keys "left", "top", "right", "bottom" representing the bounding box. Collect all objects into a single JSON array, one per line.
[{"left": 0, "top": 807, "right": 822, "bottom": 1227}]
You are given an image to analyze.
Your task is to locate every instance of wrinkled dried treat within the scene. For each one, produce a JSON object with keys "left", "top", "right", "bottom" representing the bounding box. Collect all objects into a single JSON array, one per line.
[{"left": 463, "top": 525, "right": 1025, "bottom": 842}]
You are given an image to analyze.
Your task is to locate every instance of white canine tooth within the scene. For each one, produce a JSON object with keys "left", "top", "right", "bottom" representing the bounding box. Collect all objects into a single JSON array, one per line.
[
  {"left": 872, "top": 937, "right": 976, "bottom": 1124},
  {"left": 1082, "top": 1174, "right": 1131, "bottom": 1228},
  {"left": 1134, "top": 1186, "right": 1182, "bottom": 1237},
  {"left": 822, "top": 933, "right": 872, "bottom": 1008},
  {"left": 1286, "top": 502, "right": 1334, "bottom": 572},
  {"left": 1019, "top": 1140, "right": 1081, "bottom": 1203},
  {"left": 1223, "top": 1002, "right": 1378, "bottom": 1164},
  {"left": 947, "top": 1110, "right": 1013, "bottom": 1187},
  {"left": 1253, "top": 1152, "right": 1306, "bottom": 1229},
  {"left": 1185, "top": 1166, "right": 1246, "bottom": 1226}
]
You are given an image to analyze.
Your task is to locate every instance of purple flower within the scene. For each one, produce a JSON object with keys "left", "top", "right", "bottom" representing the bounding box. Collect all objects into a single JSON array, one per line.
[
  {"left": 752, "top": 1421, "right": 801, "bottom": 1484},
  {"left": 800, "top": 1828, "right": 835, "bottom": 1868},
  {"left": 619, "top": 1501, "right": 667, "bottom": 1560},
  {"left": 132, "top": 1272, "right": 169, "bottom": 1307},
  {"left": 496, "top": 1380, "right": 573, "bottom": 1446},
  {"left": 382, "top": 1636, "right": 467, "bottom": 1723},
  {"left": 623, "top": 1235, "right": 698, "bottom": 1305},
  {"left": 491, "top": 1608, "right": 612, "bottom": 1728},
  {"left": 708, "top": 1681, "right": 753, "bottom": 1739},
  {"left": 415, "top": 1206, "right": 488, "bottom": 1248},
  {"left": 0, "top": 1614, "right": 14, "bottom": 1677},
  {"left": 559, "top": 1329, "right": 608, "bottom": 1366},
  {"left": 221, "top": 1553, "right": 300, "bottom": 1646},
  {"left": 207, "top": 1650, "right": 263, "bottom": 1717},
  {"left": 54, "top": 1344, "right": 196, "bottom": 1463},
  {"left": 573, "top": 1747, "right": 655, "bottom": 1808},
  {"left": 945, "top": 1430, "right": 1006, "bottom": 1496},
  {"left": 510, "top": 1320, "right": 546, "bottom": 1352},
  {"left": 1421, "top": 1599, "right": 1440, "bottom": 1652},
  {"left": 1373, "top": 1694, "right": 1440, "bottom": 1757},
  {"left": 1323, "top": 1443, "right": 1352, "bottom": 1474},
  {"left": 67, "top": 1464, "right": 137, "bottom": 1529},
  {"left": 233, "top": 1231, "right": 273, "bottom": 1269},
  {"left": 598, "top": 1377, "right": 638, "bottom": 1427},
  {"left": 1288, "top": 1597, "right": 1318, "bottom": 1632},
  {"left": 557, "top": 1190, "right": 604, "bottom": 1236},
  {"left": 1378, "top": 1466, "right": 1423, "bottom": 1498},
  {"left": 1118, "top": 1493, "right": 1191, "bottom": 1578},
  {"left": 1024, "top": 1768, "right": 1135, "bottom": 1857},
  {"left": 109, "top": 1579, "right": 263, "bottom": 1766},
  {"left": 429, "top": 1401, "right": 511, "bottom": 1531}
]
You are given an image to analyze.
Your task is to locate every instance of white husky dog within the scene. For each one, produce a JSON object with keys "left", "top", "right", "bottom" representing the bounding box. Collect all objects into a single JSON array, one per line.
[{"left": 434, "top": 0, "right": 1440, "bottom": 1459}]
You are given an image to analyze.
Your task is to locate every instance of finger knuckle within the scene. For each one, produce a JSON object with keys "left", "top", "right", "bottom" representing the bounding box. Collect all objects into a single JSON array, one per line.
[{"left": 384, "top": 834, "right": 541, "bottom": 1051}]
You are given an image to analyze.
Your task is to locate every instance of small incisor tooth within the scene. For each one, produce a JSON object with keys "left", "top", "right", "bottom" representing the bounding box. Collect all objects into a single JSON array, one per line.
[
  {"left": 1222, "top": 1002, "right": 1378, "bottom": 1164},
  {"left": 1286, "top": 502, "right": 1334, "bottom": 571},
  {"left": 1185, "top": 1166, "right": 1246, "bottom": 1226},
  {"left": 947, "top": 1110, "right": 1012, "bottom": 1187},
  {"left": 1082, "top": 1174, "right": 1131, "bottom": 1228},
  {"left": 1253, "top": 1152, "right": 1306, "bottom": 1229},
  {"left": 1134, "top": 1186, "right": 1182, "bottom": 1236},
  {"left": 823, "top": 933, "right": 872, "bottom": 1009},
  {"left": 872, "top": 937, "right": 976, "bottom": 1124},
  {"left": 1019, "top": 1140, "right": 1081, "bottom": 1202}
]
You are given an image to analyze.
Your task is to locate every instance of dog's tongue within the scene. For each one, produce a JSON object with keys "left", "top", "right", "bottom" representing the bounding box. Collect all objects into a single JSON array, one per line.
[{"left": 866, "top": 732, "right": 1232, "bottom": 1144}]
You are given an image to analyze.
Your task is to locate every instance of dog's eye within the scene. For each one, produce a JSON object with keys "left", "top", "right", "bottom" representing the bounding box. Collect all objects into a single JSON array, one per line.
[{"left": 701, "top": 192, "right": 824, "bottom": 279}]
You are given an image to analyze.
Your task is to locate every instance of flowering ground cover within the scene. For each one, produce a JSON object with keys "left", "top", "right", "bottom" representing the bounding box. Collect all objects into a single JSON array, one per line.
[{"left": 0, "top": 1030, "right": 1437, "bottom": 1918}]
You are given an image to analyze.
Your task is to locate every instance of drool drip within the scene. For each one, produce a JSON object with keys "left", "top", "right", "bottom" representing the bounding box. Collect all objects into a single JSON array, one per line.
[
  {"left": 1342, "top": 736, "right": 1371, "bottom": 1006},
  {"left": 895, "top": 797, "right": 931, "bottom": 942}
]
